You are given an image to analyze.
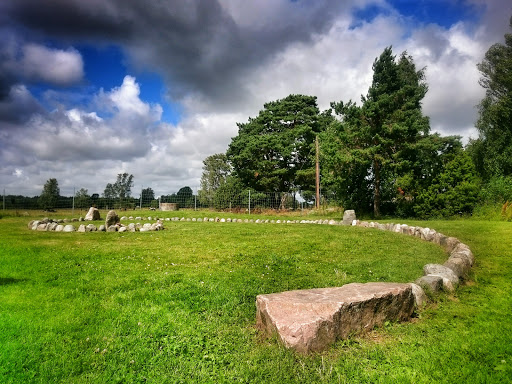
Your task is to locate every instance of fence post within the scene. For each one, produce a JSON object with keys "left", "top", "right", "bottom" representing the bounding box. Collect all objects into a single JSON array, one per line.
[
  {"left": 72, "top": 187, "right": 75, "bottom": 215},
  {"left": 3, "top": 189, "right": 5, "bottom": 210},
  {"left": 248, "top": 190, "right": 251, "bottom": 215},
  {"left": 194, "top": 194, "right": 197, "bottom": 211},
  {"left": 140, "top": 186, "right": 143, "bottom": 209}
]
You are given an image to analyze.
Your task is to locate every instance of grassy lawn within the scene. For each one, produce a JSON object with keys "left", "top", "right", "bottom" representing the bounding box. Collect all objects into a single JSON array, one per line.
[{"left": 0, "top": 210, "right": 511, "bottom": 383}]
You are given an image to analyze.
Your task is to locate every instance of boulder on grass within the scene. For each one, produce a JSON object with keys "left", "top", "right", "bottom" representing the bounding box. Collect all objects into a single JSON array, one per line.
[
  {"left": 256, "top": 282, "right": 414, "bottom": 353},
  {"left": 85, "top": 207, "right": 101, "bottom": 221},
  {"left": 342, "top": 210, "right": 356, "bottom": 225},
  {"left": 105, "top": 210, "right": 119, "bottom": 228}
]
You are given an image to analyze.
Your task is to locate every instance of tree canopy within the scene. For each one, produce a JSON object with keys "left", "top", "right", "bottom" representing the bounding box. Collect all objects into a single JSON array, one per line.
[
  {"left": 39, "top": 178, "right": 60, "bottom": 210},
  {"left": 469, "top": 16, "right": 512, "bottom": 180},
  {"left": 227, "top": 94, "right": 323, "bottom": 193},
  {"left": 330, "top": 47, "right": 430, "bottom": 217}
]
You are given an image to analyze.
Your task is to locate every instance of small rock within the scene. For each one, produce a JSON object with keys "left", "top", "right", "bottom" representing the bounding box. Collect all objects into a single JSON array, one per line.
[{"left": 410, "top": 283, "right": 427, "bottom": 308}]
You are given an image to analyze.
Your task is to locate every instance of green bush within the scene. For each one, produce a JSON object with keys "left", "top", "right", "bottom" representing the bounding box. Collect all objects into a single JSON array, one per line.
[
  {"left": 480, "top": 176, "right": 512, "bottom": 203},
  {"left": 414, "top": 152, "right": 480, "bottom": 218}
]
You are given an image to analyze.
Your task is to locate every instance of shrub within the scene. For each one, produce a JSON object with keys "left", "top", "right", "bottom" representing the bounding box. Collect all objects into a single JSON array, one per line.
[{"left": 414, "top": 152, "right": 480, "bottom": 218}]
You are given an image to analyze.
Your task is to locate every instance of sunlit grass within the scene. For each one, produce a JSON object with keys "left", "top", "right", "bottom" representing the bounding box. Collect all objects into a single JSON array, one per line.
[{"left": 0, "top": 213, "right": 511, "bottom": 383}]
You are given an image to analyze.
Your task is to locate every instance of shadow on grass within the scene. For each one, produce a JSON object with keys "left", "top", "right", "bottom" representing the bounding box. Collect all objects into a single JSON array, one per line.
[{"left": 0, "top": 277, "right": 27, "bottom": 286}]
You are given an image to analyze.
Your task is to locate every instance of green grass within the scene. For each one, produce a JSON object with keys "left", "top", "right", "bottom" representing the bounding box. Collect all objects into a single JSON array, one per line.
[{"left": 0, "top": 211, "right": 511, "bottom": 383}]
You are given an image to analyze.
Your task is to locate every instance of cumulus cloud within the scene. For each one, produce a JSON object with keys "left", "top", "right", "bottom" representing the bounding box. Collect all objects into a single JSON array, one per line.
[
  {"left": 0, "top": 35, "right": 84, "bottom": 99},
  {"left": 20, "top": 44, "right": 84, "bottom": 86}
]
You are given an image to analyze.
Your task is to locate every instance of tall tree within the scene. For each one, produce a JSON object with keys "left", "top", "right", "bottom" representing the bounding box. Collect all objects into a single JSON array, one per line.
[
  {"left": 103, "top": 183, "right": 116, "bottom": 199},
  {"left": 113, "top": 173, "right": 134, "bottom": 200},
  {"left": 75, "top": 188, "right": 90, "bottom": 209},
  {"left": 103, "top": 173, "right": 134, "bottom": 208},
  {"left": 470, "top": 16, "right": 512, "bottom": 179},
  {"left": 39, "top": 178, "right": 60, "bottom": 210},
  {"left": 177, "top": 186, "right": 194, "bottom": 208},
  {"left": 199, "top": 153, "right": 231, "bottom": 205},
  {"left": 331, "top": 47, "right": 430, "bottom": 217},
  {"left": 227, "top": 94, "right": 322, "bottom": 193},
  {"left": 141, "top": 187, "right": 155, "bottom": 205}
]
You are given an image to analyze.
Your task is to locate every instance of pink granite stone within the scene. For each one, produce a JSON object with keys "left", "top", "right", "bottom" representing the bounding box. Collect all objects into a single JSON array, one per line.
[{"left": 256, "top": 282, "right": 414, "bottom": 353}]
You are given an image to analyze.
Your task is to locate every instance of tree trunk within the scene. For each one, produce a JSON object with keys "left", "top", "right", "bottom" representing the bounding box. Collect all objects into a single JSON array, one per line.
[{"left": 373, "top": 159, "right": 381, "bottom": 218}]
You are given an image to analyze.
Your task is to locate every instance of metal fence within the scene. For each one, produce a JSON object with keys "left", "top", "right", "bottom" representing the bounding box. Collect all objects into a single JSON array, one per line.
[{"left": 2, "top": 189, "right": 337, "bottom": 213}]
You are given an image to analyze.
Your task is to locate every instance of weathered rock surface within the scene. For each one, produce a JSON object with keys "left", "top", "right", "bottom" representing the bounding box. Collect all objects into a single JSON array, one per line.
[
  {"left": 410, "top": 283, "right": 427, "bottom": 308},
  {"left": 423, "top": 264, "right": 459, "bottom": 286},
  {"left": 416, "top": 275, "right": 443, "bottom": 293},
  {"left": 105, "top": 210, "right": 119, "bottom": 228},
  {"left": 256, "top": 282, "right": 414, "bottom": 353},
  {"left": 342, "top": 210, "right": 356, "bottom": 225}
]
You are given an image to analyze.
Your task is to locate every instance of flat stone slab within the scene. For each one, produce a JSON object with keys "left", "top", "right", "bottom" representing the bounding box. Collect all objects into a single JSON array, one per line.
[{"left": 256, "top": 282, "right": 414, "bottom": 353}]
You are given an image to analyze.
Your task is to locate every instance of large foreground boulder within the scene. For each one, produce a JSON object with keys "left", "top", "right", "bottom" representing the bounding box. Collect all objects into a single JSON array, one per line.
[
  {"left": 84, "top": 207, "right": 101, "bottom": 221},
  {"left": 256, "top": 282, "right": 414, "bottom": 353}
]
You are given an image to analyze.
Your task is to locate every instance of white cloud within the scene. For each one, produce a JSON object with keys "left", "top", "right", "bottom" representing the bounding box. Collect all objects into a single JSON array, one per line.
[
  {"left": 21, "top": 44, "right": 84, "bottom": 86},
  {"left": 405, "top": 22, "right": 486, "bottom": 138}
]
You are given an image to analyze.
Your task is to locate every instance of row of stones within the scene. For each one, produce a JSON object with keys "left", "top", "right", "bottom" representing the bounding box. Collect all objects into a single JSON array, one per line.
[
  {"left": 130, "top": 216, "right": 343, "bottom": 225},
  {"left": 352, "top": 220, "right": 475, "bottom": 305},
  {"left": 28, "top": 216, "right": 344, "bottom": 233},
  {"left": 28, "top": 218, "right": 165, "bottom": 233}
]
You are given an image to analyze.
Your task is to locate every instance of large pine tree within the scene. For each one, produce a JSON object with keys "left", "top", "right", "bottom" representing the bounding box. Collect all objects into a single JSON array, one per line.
[
  {"left": 470, "top": 16, "right": 512, "bottom": 179},
  {"left": 331, "top": 47, "right": 430, "bottom": 217}
]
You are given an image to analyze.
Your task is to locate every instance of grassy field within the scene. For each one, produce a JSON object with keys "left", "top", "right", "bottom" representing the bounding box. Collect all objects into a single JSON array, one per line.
[{"left": 0, "top": 210, "right": 511, "bottom": 383}]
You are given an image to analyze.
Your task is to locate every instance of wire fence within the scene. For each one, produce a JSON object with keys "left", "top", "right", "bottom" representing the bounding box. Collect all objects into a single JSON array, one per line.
[{"left": 2, "top": 189, "right": 338, "bottom": 213}]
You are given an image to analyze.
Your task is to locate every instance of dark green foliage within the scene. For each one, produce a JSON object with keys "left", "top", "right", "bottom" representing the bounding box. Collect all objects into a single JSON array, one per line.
[
  {"left": 414, "top": 152, "right": 480, "bottom": 218},
  {"left": 469, "top": 17, "right": 512, "bottom": 179},
  {"left": 329, "top": 47, "right": 430, "bottom": 216},
  {"left": 227, "top": 94, "right": 322, "bottom": 193},
  {"left": 38, "top": 178, "right": 60, "bottom": 210},
  {"left": 141, "top": 187, "right": 155, "bottom": 203},
  {"left": 480, "top": 176, "right": 512, "bottom": 203}
]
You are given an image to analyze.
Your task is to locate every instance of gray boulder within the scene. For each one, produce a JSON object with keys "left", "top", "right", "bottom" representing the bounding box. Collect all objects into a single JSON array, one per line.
[
  {"left": 416, "top": 275, "right": 443, "bottom": 293},
  {"left": 105, "top": 210, "right": 119, "bottom": 228},
  {"left": 423, "top": 264, "right": 459, "bottom": 286},
  {"left": 410, "top": 283, "right": 428, "bottom": 308},
  {"left": 342, "top": 210, "right": 356, "bottom": 225}
]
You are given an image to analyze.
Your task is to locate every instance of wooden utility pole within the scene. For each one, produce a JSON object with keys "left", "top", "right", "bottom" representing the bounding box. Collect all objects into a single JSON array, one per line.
[{"left": 315, "top": 136, "right": 320, "bottom": 209}]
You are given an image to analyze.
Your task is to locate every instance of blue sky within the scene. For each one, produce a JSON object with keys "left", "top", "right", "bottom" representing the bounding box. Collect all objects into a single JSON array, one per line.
[{"left": 0, "top": 0, "right": 510, "bottom": 196}]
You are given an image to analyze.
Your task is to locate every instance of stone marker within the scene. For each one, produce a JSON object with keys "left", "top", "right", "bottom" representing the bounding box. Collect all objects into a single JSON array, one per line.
[
  {"left": 105, "top": 210, "right": 119, "bottom": 228},
  {"left": 256, "top": 282, "right": 414, "bottom": 353},
  {"left": 342, "top": 210, "right": 356, "bottom": 225}
]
